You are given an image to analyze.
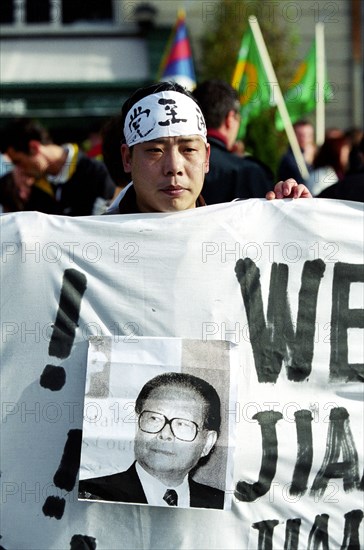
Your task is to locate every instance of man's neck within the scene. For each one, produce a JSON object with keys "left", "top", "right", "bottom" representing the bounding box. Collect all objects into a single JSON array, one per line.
[
  {"left": 207, "top": 129, "right": 229, "bottom": 148},
  {"left": 137, "top": 461, "right": 187, "bottom": 487},
  {"left": 46, "top": 145, "right": 68, "bottom": 176}
]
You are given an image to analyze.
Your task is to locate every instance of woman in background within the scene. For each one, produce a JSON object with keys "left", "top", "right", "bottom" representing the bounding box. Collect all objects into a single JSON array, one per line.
[{"left": 307, "top": 135, "right": 350, "bottom": 196}]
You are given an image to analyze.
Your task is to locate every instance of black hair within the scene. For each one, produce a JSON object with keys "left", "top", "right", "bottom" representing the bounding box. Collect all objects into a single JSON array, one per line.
[
  {"left": 135, "top": 371, "right": 221, "bottom": 435},
  {"left": 192, "top": 79, "right": 240, "bottom": 129},
  {"left": 293, "top": 119, "right": 314, "bottom": 129},
  {"left": 120, "top": 81, "right": 197, "bottom": 144},
  {"left": 101, "top": 114, "right": 130, "bottom": 187},
  {"left": 0, "top": 117, "right": 51, "bottom": 154}
]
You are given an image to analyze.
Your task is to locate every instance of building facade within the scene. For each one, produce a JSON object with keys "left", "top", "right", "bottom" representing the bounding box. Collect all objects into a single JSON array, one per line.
[{"left": 1, "top": 0, "right": 362, "bottom": 141}]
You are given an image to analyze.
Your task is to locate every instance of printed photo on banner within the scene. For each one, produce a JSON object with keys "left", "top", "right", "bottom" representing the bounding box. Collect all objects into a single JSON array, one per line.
[{"left": 78, "top": 337, "right": 239, "bottom": 510}]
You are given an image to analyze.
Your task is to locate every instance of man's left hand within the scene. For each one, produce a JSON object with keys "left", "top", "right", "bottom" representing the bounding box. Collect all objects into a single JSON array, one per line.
[{"left": 266, "top": 178, "right": 312, "bottom": 200}]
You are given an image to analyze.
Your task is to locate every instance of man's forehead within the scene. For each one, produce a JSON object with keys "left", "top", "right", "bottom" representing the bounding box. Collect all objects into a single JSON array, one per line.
[{"left": 146, "top": 384, "right": 204, "bottom": 404}]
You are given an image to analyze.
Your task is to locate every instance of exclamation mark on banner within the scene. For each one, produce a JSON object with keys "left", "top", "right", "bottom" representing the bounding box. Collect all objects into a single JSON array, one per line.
[
  {"left": 42, "top": 429, "right": 83, "bottom": 519},
  {"left": 70, "top": 534, "right": 97, "bottom": 549},
  {"left": 41, "top": 268, "right": 87, "bottom": 519},
  {"left": 40, "top": 268, "right": 87, "bottom": 390}
]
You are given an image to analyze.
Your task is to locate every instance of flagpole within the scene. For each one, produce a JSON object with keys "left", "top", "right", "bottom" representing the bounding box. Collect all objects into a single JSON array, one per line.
[
  {"left": 315, "top": 23, "right": 325, "bottom": 146},
  {"left": 248, "top": 16, "right": 309, "bottom": 181}
]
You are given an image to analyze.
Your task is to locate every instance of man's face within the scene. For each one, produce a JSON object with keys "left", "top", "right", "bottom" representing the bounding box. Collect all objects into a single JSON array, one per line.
[
  {"left": 6, "top": 145, "right": 45, "bottom": 179},
  {"left": 134, "top": 384, "right": 217, "bottom": 485},
  {"left": 294, "top": 124, "right": 314, "bottom": 149},
  {"left": 121, "top": 136, "right": 210, "bottom": 213}
]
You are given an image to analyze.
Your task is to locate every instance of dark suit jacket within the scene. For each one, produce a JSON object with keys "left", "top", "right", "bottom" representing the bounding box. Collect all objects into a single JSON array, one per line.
[
  {"left": 79, "top": 462, "right": 225, "bottom": 509},
  {"left": 202, "top": 136, "right": 273, "bottom": 204},
  {"left": 277, "top": 146, "right": 312, "bottom": 185}
]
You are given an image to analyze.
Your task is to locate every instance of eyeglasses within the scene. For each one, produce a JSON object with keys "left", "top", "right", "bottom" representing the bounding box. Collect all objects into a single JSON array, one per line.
[{"left": 138, "top": 410, "right": 200, "bottom": 442}]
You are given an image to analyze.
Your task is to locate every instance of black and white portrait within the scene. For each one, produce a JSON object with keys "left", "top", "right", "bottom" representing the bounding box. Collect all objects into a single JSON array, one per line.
[{"left": 78, "top": 337, "right": 239, "bottom": 510}]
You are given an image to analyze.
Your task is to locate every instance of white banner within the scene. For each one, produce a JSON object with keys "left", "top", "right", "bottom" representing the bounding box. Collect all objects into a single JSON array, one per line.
[{"left": 1, "top": 198, "right": 363, "bottom": 549}]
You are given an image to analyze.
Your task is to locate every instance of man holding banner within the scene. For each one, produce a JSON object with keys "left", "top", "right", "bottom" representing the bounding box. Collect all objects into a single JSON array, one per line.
[{"left": 107, "top": 81, "right": 311, "bottom": 215}]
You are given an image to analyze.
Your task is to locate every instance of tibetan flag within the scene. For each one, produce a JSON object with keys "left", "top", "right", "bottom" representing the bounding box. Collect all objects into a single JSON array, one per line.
[
  {"left": 232, "top": 26, "right": 272, "bottom": 137},
  {"left": 275, "top": 40, "right": 332, "bottom": 130},
  {"left": 158, "top": 10, "right": 196, "bottom": 91}
]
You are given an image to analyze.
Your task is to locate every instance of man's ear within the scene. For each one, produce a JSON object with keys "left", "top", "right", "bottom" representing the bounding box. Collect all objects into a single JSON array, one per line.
[
  {"left": 225, "top": 110, "right": 237, "bottom": 130},
  {"left": 28, "top": 140, "right": 41, "bottom": 155},
  {"left": 121, "top": 144, "right": 132, "bottom": 173},
  {"left": 201, "top": 430, "right": 217, "bottom": 458}
]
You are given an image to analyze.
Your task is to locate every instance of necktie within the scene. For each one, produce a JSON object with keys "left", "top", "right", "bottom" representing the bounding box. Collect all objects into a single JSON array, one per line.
[{"left": 163, "top": 488, "right": 178, "bottom": 506}]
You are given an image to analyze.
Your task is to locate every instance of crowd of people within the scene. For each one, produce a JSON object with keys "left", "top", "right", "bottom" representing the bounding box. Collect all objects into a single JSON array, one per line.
[
  {"left": 278, "top": 120, "right": 364, "bottom": 201},
  {"left": 0, "top": 79, "right": 363, "bottom": 215}
]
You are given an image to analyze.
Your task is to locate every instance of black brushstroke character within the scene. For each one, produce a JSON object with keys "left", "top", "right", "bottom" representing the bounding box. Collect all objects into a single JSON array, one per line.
[
  {"left": 42, "top": 429, "right": 83, "bottom": 520},
  {"left": 195, "top": 107, "right": 206, "bottom": 132},
  {"left": 252, "top": 519, "right": 280, "bottom": 550},
  {"left": 310, "top": 407, "right": 360, "bottom": 499},
  {"left": 235, "top": 410, "right": 283, "bottom": 502},
  {"left": 158, "top": 99, "right": 187, "bottom": 126},
  {"left": 128, "top": 106, "right": 153, "bottom": 140}
]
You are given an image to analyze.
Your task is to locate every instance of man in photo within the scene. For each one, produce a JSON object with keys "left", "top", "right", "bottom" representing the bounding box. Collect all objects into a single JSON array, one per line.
[{"left": 79, "top": 372, "right": 225, "bottom": 509}]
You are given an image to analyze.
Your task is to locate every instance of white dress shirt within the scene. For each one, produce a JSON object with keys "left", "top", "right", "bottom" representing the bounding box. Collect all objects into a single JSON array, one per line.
[{"left": 136, "top": 462, "right": 190, "bottom": 507}]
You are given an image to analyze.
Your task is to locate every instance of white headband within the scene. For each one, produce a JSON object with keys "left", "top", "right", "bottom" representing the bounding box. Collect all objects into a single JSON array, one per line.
[{"left": 123, "top": 91, "right": 207, "bottom": 146}]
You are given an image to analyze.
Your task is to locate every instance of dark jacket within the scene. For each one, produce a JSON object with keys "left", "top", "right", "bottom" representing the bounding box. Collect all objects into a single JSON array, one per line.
[
  {"left": 0, "top": 171, "right": 25, "bottom": 213},
  {"left": 3, "top": 149, "right": 116, "bottom": 216},
  {"left": 202, "top": 136, "right": 273, "bottom": 204},
  {"left": 277, "top": 147, "right": 312, "bottom": 184},
  {"left": 49, "top": 151, "right": 116, "bottom": 216},
  {"left": 79, "top": 462, "right": 225, "bottom": 509},
  {"left": 317, "top": 170, "right": 364, "bottom": 202}
]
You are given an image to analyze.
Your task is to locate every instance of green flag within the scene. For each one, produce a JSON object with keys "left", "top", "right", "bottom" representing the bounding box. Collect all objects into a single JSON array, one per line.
[
  {"left": 231, "top": 26, "right": 272, "bottom": 137},
  {"left": 275, "top": 40, "right": 332, "bottom": 131}
]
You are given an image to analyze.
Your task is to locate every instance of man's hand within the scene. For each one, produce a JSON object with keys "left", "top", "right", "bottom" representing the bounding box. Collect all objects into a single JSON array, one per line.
[{"left": 266, "top": 178, "right": 312, "bottom": 200}]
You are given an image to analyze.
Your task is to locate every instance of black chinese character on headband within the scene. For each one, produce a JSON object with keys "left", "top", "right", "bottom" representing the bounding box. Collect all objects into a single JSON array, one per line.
[
  {"left": 128, "top": 106, "right": 153, "bottom": 139},
  {"left": 158, "top": 99, "right": 187, "bottom": 127},
  {"left": 195, "top": 107, "right": 206, "bottom": 132}
]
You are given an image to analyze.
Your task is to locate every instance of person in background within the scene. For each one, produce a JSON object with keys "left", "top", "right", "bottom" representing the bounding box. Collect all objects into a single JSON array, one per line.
[
  {"left": 192, "top": 79, "right": 274, "bottom": 204},
  {"left": 317, "top": 134, "right": 364, "bottom": 202},
  {"left": 0, "top": 118, "right": 116, "bottom": 215},
  {"left": 307, "top": 134, "right": 351, "bottom": 196},
  {"left": 0, "top": 165, "right": 35, "bottom": 213},
  {"left": 101, "top": 114, "right": 131, "bottom": 192},
  {"left": 82, "top": 122, "right": 104, "bottom": 161},
  {"left": 344, "top": 127, "right": 363, "bottom": 174},
  {"left": 0, "top": 152, "right": 13, "bottom": 178},
  {"left": 277, "top": 119, "right": 316, "bottom": 184}
]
